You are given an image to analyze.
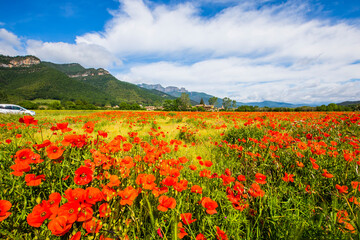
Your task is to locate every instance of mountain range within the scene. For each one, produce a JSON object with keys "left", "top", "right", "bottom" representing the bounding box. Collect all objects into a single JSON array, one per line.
[
  {"left": 138, "top": 83, "right": 318, "bottom": 108},
  {"left": 0, "top": 55, "right": 174, "bottom": 105}
]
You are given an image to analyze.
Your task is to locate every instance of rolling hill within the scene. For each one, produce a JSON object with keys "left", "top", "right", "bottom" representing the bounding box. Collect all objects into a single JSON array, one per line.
[{"left": 0, "top": 55, "right": 174, "bottom": 105}]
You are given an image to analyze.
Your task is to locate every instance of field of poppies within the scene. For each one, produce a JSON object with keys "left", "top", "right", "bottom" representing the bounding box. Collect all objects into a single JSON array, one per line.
[{"left": 0, "top": 110, "right": 359, "bottom": 239}]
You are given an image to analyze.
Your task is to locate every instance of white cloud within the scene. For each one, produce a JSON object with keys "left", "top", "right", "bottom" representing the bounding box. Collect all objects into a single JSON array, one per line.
[
  {"left": 26, "top": 40, "right": 122, "bottom": 68},
  {"left": 0, "top": 28, "right": 23, "bottom": 56}
]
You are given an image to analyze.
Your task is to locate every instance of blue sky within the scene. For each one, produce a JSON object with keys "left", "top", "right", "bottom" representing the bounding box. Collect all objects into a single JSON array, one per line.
[{"left": 1, "top": 0, "right": 360, "bottom": 104}]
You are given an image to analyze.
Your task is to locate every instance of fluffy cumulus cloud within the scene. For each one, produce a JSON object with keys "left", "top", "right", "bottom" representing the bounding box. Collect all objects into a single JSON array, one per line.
[
  {"left": 104, "top": 0, "right": 360, "bottom": 104},
  {"left": 2, "top": 0, "right": 360, "bottom": 103},
  {"left": 26, "top": 40, "right": 122, "bottom": 69},
  {"left": 0, "top": 28, "right": 24, "bottom": 56}
]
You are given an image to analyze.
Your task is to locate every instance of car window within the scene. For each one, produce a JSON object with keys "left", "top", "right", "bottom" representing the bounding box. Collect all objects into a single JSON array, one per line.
[
  {"left": 0, "top": 106, "right": 4, "bottom": 109},
  {"left": 5, "top": 106, "right": 13, "bottom": 109},
  {"left": 12, "top": 106, "right": 21, "bottom": 110}
]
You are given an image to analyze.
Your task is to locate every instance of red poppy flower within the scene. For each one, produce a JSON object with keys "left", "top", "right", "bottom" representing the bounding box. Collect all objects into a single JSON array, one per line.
[
  {"left": 178, "top": 222, "right": 188, "bottom": 239},
  {"left": 77, "top": 203, "right": 93, "bottom": 222},
  {"left": 82, "top": 121, "right": 95, "bottom": 134},
  {"left": 180, "top": 213, "right": 196, "bottom": 225},
  {"left": 152, "top": 187, "right": 169, "bottom": 197},
  {"left": 48, "top": 216, "right": 72, "bottom": 236},
  {"left": 196, "top": 233, "right": 207, "bottom": 240},
  {"left": 322, "top": 169, "right": 334, "bottom": 178},
  {"left": 27, "top": 201, "right": 52, "bottom": 227},
  {"left": 98, "top": 130, "right": 108, "bottom": 138},
  {"left": 118, "top": 186, "right": 139, "bottom": 206},
  {"left": 255, "top": 173, "right": 267, "bottom": 184},
  {"left": 99, "top": 203, "right": 111, "bottom": 218},
  {"left": 249, "top": 183, "right": 265, "bottom": 198},
  {"left": 201, "top": 197, "right": 218, "bottom": 215},
  {"left": 157, "top": 195, "right": 176, "bottom": 212},
  {"left": 74, "top": 166, "right": 93, "bottom": 185},
  {"left": 191, "top": 185, "right": 203, "bottom": 194},
  {"left": 216, "top": 226, "right": 228, "bottom": 240},
  {"left": 162, "top": 176, "right": 177, "bottom": 186},
  {"left": 282, "top": 172, "right": 294, "bottom": 182},
  {"left": 174, "top": 180, "right": 188, "bottom": 192},
  {"left": 335, "top": 184, "right": 348, "bottom": 194},
  {"left": 82, "top": 217, "right": 102, "bottom": 234},
  {"left": 64, "top": 188, "right": 87, "bottom": 203},
  {"left": 56, "top": 122, "right": 72, "bottom": 133},
  {"left": 0, "top": 200, "right": 12, "bottom": 222},
  {"left": 25, "top": 174, "right": 46, "bottom": 186},
  {"left": 106, "top": 175, "right": 121, "bottom": 188},
  {"left": 46, "top": 145, "right": 64, "bottom": 160},
  {"left": 85, "top": 187, "right": 104, "bottom": 205},
  {"left": 69, "top": 231, "right": 81, "bottom": 240},
  {"left": 136, "top": 174, "right": 157, "bottom": 190},
  {"left": 237, "top": 175, "right": 246, "bottom": 181},
  {"left": 58, "top": 201, "right": 80, "bottom": 223},
  {"left": 19, "top": 116, "right": 38, "bottom": 126}
]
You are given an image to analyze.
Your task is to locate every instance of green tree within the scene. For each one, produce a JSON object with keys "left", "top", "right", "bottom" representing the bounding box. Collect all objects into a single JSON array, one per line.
[
  {"left": 222, "top": 97, "right": 232, "bottom": 110},
  {"left": 232, "top": 100, "right": 237, "bottom": 109},
  {"left": 178, "top": 93, "right": 191, "bottom": 111},
  {"left": 163, "top": 100, "right": 178, "bottom": 111},
  {"left": 200, "top": 98, "right": 205, "bottom": 105},
  {"left": 0, "top": 91, "right": 9, "bottom": 103},
  {"left": 208, "top": 96, "right": 218, "bottom": 106}
]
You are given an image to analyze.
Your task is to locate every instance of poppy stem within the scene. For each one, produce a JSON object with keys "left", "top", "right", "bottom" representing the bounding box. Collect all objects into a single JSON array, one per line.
[
  {"left": 144, "top": 193, "right": 155, "bottom": 227},
  {"left": 172, "top": 213, "right": 178, "bottom": 240}
]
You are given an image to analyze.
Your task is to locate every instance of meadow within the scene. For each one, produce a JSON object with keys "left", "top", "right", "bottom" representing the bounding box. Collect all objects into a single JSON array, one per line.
[{"left": 0, "top": 110, "right": 359, "bottom": 240}]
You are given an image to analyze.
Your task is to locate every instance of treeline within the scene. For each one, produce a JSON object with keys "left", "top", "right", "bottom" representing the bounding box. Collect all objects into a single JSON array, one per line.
[
  {"left": 17, "top": 100, "right": 144, "bottom": 111},
  {"left": 234, "top": 103, "right": 360, "bottom": 112}
]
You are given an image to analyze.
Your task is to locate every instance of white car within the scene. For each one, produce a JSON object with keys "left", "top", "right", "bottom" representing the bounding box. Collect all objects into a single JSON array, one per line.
[{"left": 0, "top": 104, "right": 36, "bottom": 116}]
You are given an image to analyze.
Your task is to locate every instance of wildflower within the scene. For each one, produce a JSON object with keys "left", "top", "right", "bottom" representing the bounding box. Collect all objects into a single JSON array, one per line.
[
  {"left": 47, "top": 216, "right": 72, "bottom": 236},
  {"left": 25, "top": 174, "right": 46, "bottom": 186},
  {"left": 237, "top": 175, "right": 246, "bottom": 181},
  {"left": 335, "top": 184, "right": 348, "bottom": 194},
  {"left": 157, "top": 195, "right": 176, "bottom": 212},
  {"left": 191, "top": 185, "right": 203, "bottom": 194},
  {"left": 99, "top": 203, "right": 111, "bottom": 218},
  {"left": 118, "top": 186, "right": 139, "bottom": 206},
  {"left": 201, "top": 197, "right": 218, "bottom": 214},
  {"left": 98, "top": 130, "right": 108, "bottom": 138},
  {"left": 58, "top": 201, "right": 80, "bottom": 223},
  {"left": 74, "top": 166, "right": 93, "bottom": 185},
  {"left": 322, "top": 169, "right": 334, "bottom": 178},
  {"left": 157, "top": 228, "right": 163, "bottom": 238},
  {"left": 19, "top": 116, "right": 38, "bottom": 126},
  {"left": 255, "top": 173, "right": 267, "bottom": 184},
  {"left": 82, "top": 121, "right": 95, "bottom": 134},
  {"left": 107, "top": 175, "right": 121, "bottom": 188},
  {"left": 27, "top": 201, "right": 52, "bottom": 227},
  {"left": 64, "top": 188, "right": 86, "bottom": 203},
  {"left": 77, "top": 203, "right": 93, "bottom": 222},
  {"left": 249, "top": 183, "right": 265, "bottom": 198},
  {"left": 196, "top": 233, "right": 207, "bottom": 240},
  {"left": 174, "top": 180, "right": 188, "bottom": 192},
  {"left": 69, "top": 232, "right": 81, "bottom": 240},
  {"left": 178, "top": 222, "right": 188, "bottom": 239},
  {"left": 282, "top": 172, "right": 294, "bottom": 182},
  {"left": 136, "top": 174, "right": 156, "bottom": 190},
  {"left": 216, "top": 226, "right": 228, "bottom": 240},
  {"left": 82, "top": 217, "right": 102, "bottom": 234},
  {"left": 0, "top": 200, "right": 12, "bottom": 222},
  {"left": 46, "top": 145, "right": 64, "bottom": 160},
  {"left": 85, "top": 187, "right": 104, "bottom": 205},
  {"left": 180, "top": 213, "right": 196, "bottom": 225}
]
